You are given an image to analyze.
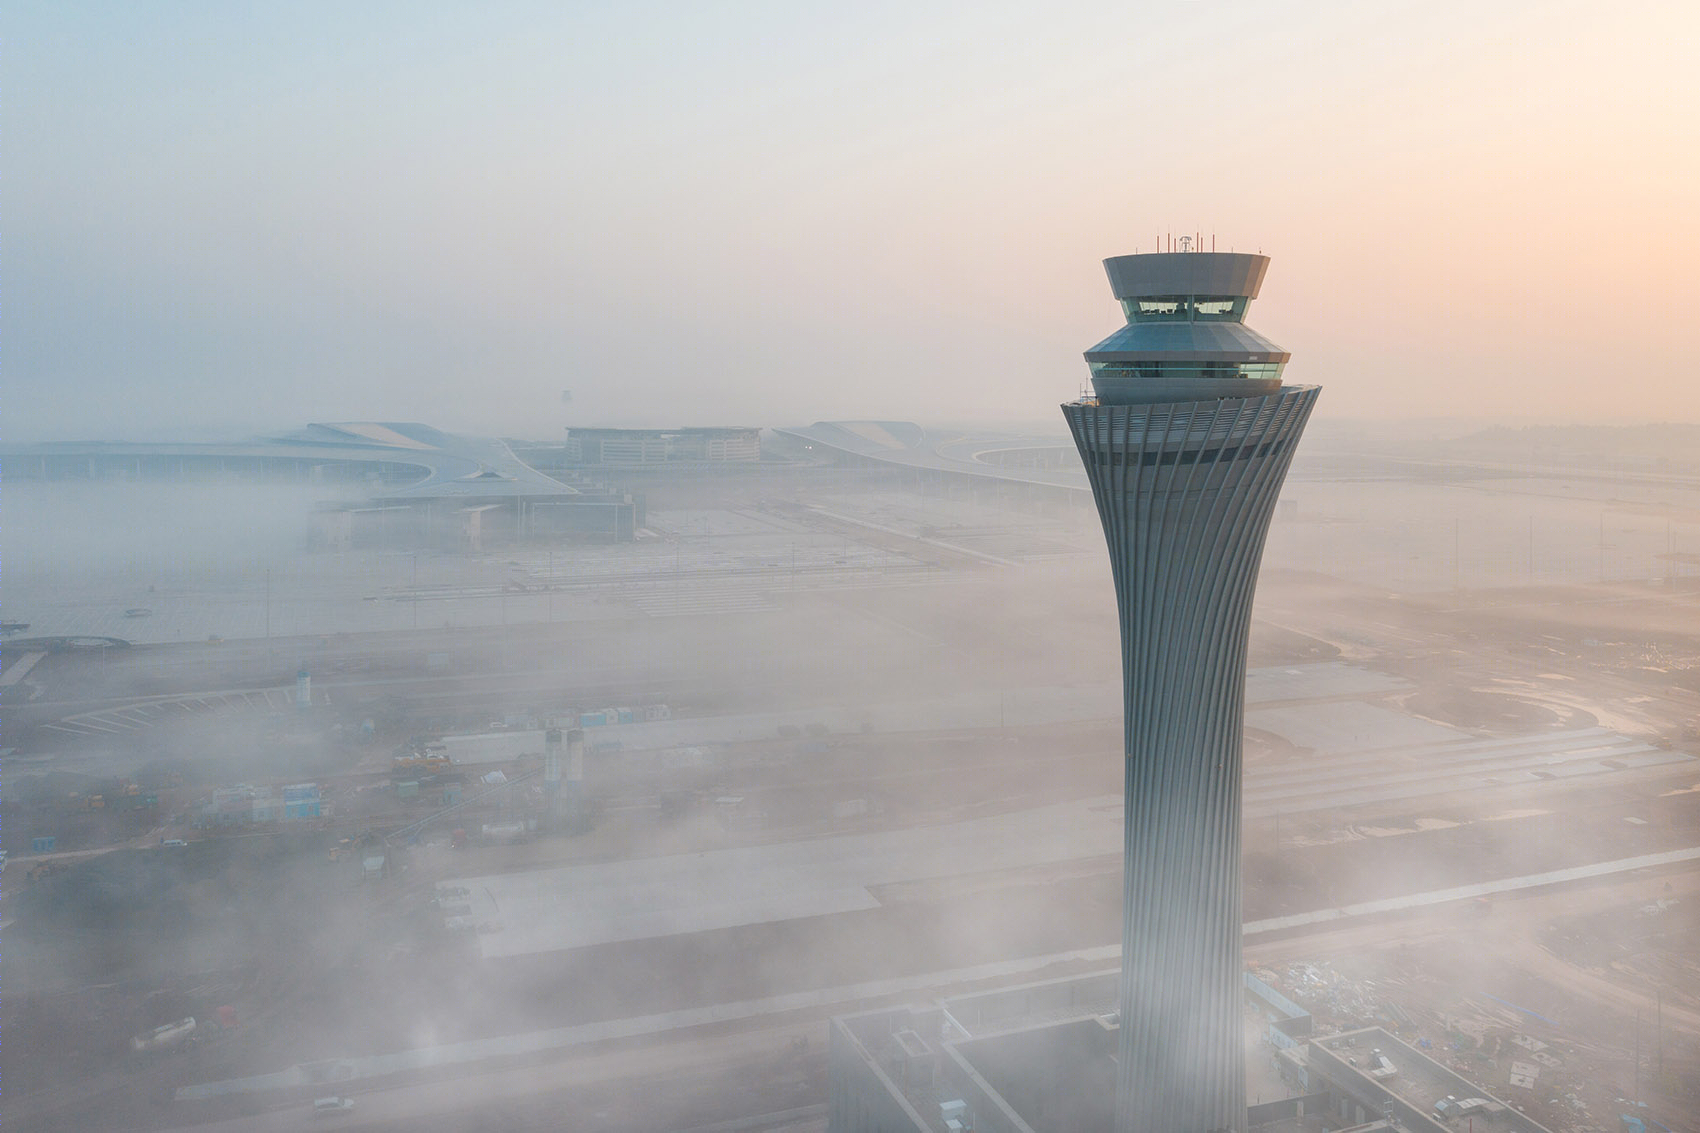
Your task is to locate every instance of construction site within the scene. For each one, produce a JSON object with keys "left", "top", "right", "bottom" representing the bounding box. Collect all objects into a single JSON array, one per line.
[{"left": 3, "top": 419, "right": 1698, "bottom": 1132}]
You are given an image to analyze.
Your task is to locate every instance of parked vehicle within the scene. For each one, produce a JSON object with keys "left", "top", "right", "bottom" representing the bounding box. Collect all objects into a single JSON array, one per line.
[
  {"left": 1434, "top": 1097, "right": 1491, "bottom": 1121},
  {"left": 393, "top": 752, "right": 452, "bottom": 775},
  {"left": 132, "top": 1017, "right": 196, "bottom": 1053},
  {"left": 313, "top": 1096, "right": 355, "bottom": 1117}
]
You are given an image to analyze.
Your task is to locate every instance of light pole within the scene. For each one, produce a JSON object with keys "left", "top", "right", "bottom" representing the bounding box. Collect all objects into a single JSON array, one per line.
[
  {"left": 1599, "top": 509, "right": 1607, "bottom": 582},
  {"left": 1453, "top": 516, "right": 1461, "bottom": 591}
]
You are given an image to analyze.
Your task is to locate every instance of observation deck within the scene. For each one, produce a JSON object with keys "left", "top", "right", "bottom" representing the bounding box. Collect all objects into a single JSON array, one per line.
[{"left": 1083, "top": 251, "right": 1291, "bottom": 406}]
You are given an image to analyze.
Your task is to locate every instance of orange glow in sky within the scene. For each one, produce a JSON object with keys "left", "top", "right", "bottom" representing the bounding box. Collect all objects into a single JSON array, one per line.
[{"left": 9, "top": 0, "right": 1699, "bottom": 436}]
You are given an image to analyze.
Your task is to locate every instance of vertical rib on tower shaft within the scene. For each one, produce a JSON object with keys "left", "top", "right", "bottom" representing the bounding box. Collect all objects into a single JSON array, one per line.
[{"left": 1063, "top": 250, "right": 1317, "bottom": 1132}]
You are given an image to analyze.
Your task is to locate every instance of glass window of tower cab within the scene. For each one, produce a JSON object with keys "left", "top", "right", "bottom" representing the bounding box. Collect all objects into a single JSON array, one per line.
[{"left": 1081, "top": 250, "right": 1293, "bottom": 406}]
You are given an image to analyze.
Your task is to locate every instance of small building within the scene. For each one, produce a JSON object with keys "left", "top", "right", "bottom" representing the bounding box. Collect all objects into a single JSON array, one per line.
[
  {"left": 1307, "top": 1027, "right": 1554, "bottom": 1133},
  {"left": 283, "top": 783, "right": 322, "bottom": 819}
]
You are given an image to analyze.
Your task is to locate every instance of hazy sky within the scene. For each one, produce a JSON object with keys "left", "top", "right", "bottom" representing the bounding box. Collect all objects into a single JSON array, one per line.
[{"left": 10, "top": 1, "right": 1698, "bottom": 440}]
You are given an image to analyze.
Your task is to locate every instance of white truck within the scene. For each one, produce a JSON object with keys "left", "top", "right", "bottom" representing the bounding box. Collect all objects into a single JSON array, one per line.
[
  {"left": 132, "top": 1017, "right": 196, "bottom": 1053},
  {"left": 1434, "top": 1096, "right": 1492, "bottom": 1121},
  {"left": 313, "top": 1096, "right": 355, "bottom": 1118}
]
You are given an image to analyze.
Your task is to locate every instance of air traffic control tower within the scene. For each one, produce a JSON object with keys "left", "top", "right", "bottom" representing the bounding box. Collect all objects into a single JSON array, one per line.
[{"left": 1062, "top": 249, "right": 1318, "bottom": 1132}]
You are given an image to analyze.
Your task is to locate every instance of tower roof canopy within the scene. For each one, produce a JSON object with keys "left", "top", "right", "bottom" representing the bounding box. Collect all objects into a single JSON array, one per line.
[{"left": 1104, "top": 252, "right": 1269, "bottom": 300}]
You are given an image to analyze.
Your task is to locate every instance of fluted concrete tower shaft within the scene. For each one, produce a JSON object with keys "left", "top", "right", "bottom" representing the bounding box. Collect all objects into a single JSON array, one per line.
[{"left": 1062, "top": 251, "right": 1318, "bottom": 1132}]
